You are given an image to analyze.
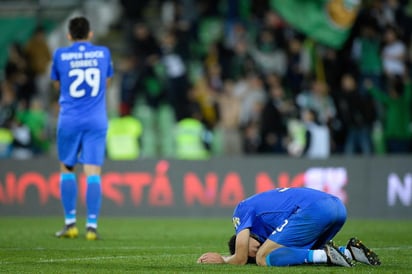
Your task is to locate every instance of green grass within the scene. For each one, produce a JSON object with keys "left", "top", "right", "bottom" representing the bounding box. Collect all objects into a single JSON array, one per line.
[{"left": 0, "top": 217, "right": 411, "bottom": 273}]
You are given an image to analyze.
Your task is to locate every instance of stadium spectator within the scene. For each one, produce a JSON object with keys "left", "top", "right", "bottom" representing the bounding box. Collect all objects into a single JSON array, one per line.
[
  {"left": 25, "top": 25, "right": 52, "bottom": 108},
  {"left": 106, "top": 115, "right": 142, "bottom": 160},
  {"left": 117, "top": 54, "right": 139, "bottom": 116},
  {"left": 51, "top": 16, "right": 114, "bottom": 240},
  {"left": 300, "top": 108, "right": 331, "bottom": 159},
  {"left": 159, "top": 30, "right": 191, "bottom": 121},
  {"left": 351, "top": 23, "right": 383, "bottom": 95},
  {"left": 190, "top": 65, "right": 220, "bottom": 129},
  {"left": 285, "top": 37, "right": 311, "bottom": 97},
  {"left": 215, "top": 79, "right": 243, "bottom": 155},
  {"left": 16, "top": 96, "right": 51, "bottom": 155},
  {"left": 296, "top": 80, "right": 337, "bottom": 126},
  {"left": 366, "top": 76, "right": 412, "bottom": 153},
  {"left": 119, "top": 0, "right": 150, "bottom": 48},
  {"left": 227, "top": 39, "right": 256, "bottom": 81},
  {"left": 128, "top": 22, "right": 163, "bottom": 112},
  {"left": 258, "top": 85, "right": 291, "bottom": 154},
  {"left": 381, "top": 26, "right": 407, "bottom": 82},
  {"left": 238, "top": 73, "right": 266, "bottom": 127},
  {"left": 4, "top": 42, "right": 35, "bottom": 109},
  {"left": 321, "top": 47, "right": 343, "bottom": 93},
  {"left": 197, "top": 187, "right": 381, "bottom": 267},
  {"left": 174, "top": 103, "right": 212, "bottom": 160},
  {"left": 333, "top": 74, "right": 376, "bottom": 155},
  {"left": 249, "top": 28, "right": 287, "bottom": 77},
  {"left": 0, "top": 64, "right": 19, "bottom": 129}
]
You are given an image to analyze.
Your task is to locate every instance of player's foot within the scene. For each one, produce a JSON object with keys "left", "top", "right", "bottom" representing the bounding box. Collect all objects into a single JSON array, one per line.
[
  {"left": 55, "top": 223, "right": 79, "bottom": 238},
  {"left": 325, "top": 241, "right": 354, "bottom": 267},
  {"left": 85, "top": 227, "right": 100, "bottom": 240},
  {"left": 346, "top": 237, "right": 381, "bottom": 266}
]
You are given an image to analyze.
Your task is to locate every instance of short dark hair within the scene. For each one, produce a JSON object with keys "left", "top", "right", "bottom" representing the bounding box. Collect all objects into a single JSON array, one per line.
[
  {"left": 227, "top": 234, "right": 257, "bottom": 264},
  {"left": 69, "top": 16, "right": 90, "bottom": 40},
  {"left": 228, "top": 234, "right": 236, "bottom": 255}
]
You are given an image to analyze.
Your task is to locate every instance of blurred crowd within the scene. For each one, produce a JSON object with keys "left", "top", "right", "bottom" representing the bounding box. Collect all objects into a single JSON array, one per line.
[
  {"left": 1, "top": 0, "right": 412, "bottom": 159},
  {"left": 0, "top": 26, "right": 55, "bottom": 158}
]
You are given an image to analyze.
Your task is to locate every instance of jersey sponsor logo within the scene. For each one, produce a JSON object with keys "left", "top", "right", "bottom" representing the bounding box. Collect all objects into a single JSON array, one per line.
[
  {"left": 61, "top": 50, "right": 104, "bottom": 61},
  {"left": 84, "top": 50, "right": 104, "bottom": 58},
  {"left": 232, "top": 217, "right": 240, "bottom": 229},
  {"left": 61, "top": 52, "right": 83, "bottom": 60}
]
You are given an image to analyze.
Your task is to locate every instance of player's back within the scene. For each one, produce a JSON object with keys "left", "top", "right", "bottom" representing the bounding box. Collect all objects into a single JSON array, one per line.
[
  {"left": 244, "top": 187, "right": 332, "bottom": 212},
  {"left": 233, "top": 188, "right": 335, "bottom": 237},
  {"left": 235, "top": 188, "right": 333, "bottom": 225},
  {"left": 51, "top": 41, "right": 113, "bottom": 130}
]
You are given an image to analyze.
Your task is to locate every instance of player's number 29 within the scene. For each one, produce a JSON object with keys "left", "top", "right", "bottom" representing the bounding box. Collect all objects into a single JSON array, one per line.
[{"left": 69, "top": 68, "right": 101, "bottom": 98}]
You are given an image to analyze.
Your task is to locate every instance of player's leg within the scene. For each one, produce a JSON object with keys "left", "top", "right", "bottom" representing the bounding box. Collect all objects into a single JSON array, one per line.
[
  {"left": 257, "top": 237, "right": 352, "bottom": 267},
  {"left": 256, "top": 239, "right": 311, "bottom": 266},
  {"left": 303, "top": 196, "right": 381, "bottom": 265},
  {"left": 55, "top": 128, "right": 81, "bottom": 238},
  {"left": 83, "top": 164, "right": 102, "bottom": 240},
  {"left": 312, "top": 198, "right": 380, "bottom": 266},
  {"left": 261, "top": 197, "right": 352, "bottom": 267},
  {"left": 310, "top": 196, "right": 347, "bottom": 249},
  {"left": 80, "top": 129, "right": 106, "bottom": 240}
]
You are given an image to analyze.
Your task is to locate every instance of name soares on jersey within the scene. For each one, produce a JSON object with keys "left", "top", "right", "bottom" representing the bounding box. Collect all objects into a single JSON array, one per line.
[{"left": 61, "top": 50, "right": 105, "bottom": 68}]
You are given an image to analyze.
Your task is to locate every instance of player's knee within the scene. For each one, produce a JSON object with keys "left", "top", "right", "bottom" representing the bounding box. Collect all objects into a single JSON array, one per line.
[{"left": 62, "top": 164, "right": 74, "bottom": 172}]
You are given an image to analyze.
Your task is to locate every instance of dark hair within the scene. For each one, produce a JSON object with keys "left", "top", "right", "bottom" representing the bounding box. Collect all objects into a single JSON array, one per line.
[
  {"left": 227, "top": 234, "right": 257, "bottom": 264},
  {"left": 228, "top": 234, "right": 236, "bottom": 255},
  {"left": 69, "top": 17, "right": 90, "bottom": 40}
]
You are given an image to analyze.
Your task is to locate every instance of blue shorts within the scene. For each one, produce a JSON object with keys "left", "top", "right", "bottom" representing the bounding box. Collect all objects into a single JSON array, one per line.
[
  {"left": 57, "top": 127, "right": 107, "bottom": 167},
  {"left": 268, "top": 196, "right": 347, "bottom": 249}
]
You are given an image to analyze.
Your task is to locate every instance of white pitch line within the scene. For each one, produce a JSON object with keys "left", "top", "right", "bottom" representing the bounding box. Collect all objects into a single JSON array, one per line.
[
  {"left": 1, "top": 245, "right": 410, "bottom": 252},
  {"left": 0, "top": 245, "right": 207, "bottom": 251},
  {"left": 39, "top": 254, "right": 189, "bottom": 263}
]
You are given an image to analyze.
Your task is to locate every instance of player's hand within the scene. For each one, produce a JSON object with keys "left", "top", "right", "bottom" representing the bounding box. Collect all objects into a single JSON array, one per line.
[{"left": 197, "top": 252, "right": 225, "bottom": 264}]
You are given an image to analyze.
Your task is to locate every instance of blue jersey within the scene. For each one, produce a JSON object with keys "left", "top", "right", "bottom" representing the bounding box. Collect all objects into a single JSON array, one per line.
[
  {"left": 51, "top": 41, "right": 114, "bottom": 130},
  {"left": 232, "top": 188, "right": 335, "bottom": 243}
]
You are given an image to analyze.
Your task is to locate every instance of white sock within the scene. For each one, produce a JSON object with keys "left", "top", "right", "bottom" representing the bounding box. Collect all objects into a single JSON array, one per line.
[
  {"left": 65, "top": 218, "right": 76, "bottom": 225},
  {"left": 344, "top": 248, "right": 352, "bottom": 259},
  {"left": 86, "top": 223, "right": 97, "bottom": 229},
  {"left": 312, "top": 249, "right": 328, "bottom": 263}
]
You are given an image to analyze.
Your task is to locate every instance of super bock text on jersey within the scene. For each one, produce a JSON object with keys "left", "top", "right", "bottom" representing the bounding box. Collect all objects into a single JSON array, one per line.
[{"left": 51, "top": 42, "right": 114, "bottom": 130}]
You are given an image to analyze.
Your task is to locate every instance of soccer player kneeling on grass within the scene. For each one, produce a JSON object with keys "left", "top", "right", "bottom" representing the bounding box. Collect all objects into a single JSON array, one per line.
[{"left": 197, "top": 187, "right": 381, "bottom": 267}]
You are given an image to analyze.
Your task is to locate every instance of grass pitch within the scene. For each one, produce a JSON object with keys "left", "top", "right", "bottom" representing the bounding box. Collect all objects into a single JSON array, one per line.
[{"left": 0, "top": 217, "right": 411, "bottom": 273}]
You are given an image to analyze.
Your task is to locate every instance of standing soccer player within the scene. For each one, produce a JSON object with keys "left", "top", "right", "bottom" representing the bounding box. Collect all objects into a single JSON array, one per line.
[{"left": 51, "top": 16, "right": 114, "bottom": 240}]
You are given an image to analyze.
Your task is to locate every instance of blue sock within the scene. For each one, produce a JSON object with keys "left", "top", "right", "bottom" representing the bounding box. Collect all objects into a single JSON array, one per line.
[
  {"left": 60, "top": 173, "right": 77, "bottom": 225},
  {"left": 86, "top": 175, "right": 102, "bottom": 228},
  {"left": 266, "top": 247, "right": 310, "bottom": 266},
  {"left": 339, "top": 246, "right": 351, "bottom": 258}
]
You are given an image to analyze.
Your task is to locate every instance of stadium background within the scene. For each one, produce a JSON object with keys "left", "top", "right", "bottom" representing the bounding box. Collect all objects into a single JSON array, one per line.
[{"left": 0, "top": 0, "right": 411, "bottom": 219}]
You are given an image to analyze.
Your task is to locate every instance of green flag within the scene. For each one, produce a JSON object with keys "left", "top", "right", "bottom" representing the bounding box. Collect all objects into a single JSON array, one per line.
[{"left": 270, "top": 0, "right": 361, "bottom": 49}]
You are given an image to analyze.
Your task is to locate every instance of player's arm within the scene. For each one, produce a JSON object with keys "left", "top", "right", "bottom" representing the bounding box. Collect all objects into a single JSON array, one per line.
[
  {"left": 106, "top": 77, "right": 112, "bottom": 89},
  {"left": 52, "top": 80, "right": 60, "bottom": 92},
  {"left": 197, "top": 229, "right": 250, "bottom": 265}
]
